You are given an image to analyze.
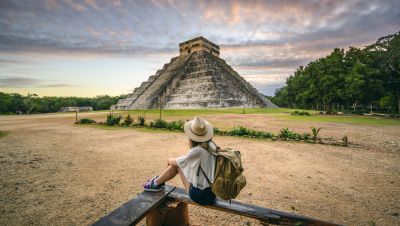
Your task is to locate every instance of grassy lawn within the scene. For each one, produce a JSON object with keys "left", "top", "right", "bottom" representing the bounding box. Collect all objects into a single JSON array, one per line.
[
  {"left": 114, "top": 108, "right": 314, "bottom": 118},
  {"left": 73, "top": 108, "right": 400, "bottom": 127},
  {"left": 277, "top": 114, "right": 400, "bottom": 126}
]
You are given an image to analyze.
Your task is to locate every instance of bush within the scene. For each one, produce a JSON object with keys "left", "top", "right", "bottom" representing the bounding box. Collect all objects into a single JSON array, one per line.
[
  {"left": 123, "top": 114, "right": 133, "bottom": 126},
  {"left": 248, "top": 130, "right": 274, "bottom": 139},
  {"left": 213, "top": 127, "right": 228, "bottom": 136},
  {"left": 299, "top": 132, "right": 312, "bottom": 140},
  {"left": 228, "top": 126, "right": 249, "bottom": 136},
  {"left": 227, "top": 126, "right": 274, "bottom": 139},
  {"left": 137, "top": 116, "right": 146, "bottom": 126},
  {"left": 165, "top": 120, "right": 184, "bottom": 131},
  {"left": 343, "top": 109, "right": 366, "bottom": 115},
  {"left": 106, "top": 113, "right": 122, "bottom": 126},
  {"left": 77, "top": 118, "right": 96, "bottom": 124},
  {"left": 310, "top": 126, "right": 322, "bottom": 142},
  {"left": 279, "top": 128, "right": 300, "bottom": 140},
  {"left": 291, "top": 110, "right": 311, "bottom": 116},
  {"left": 149, "top": 119, "right": 167, "bottom": 128}
]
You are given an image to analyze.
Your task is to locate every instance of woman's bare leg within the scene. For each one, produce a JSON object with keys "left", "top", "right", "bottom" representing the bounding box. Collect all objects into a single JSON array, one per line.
[
  {"left": 155, "top": 165, "right": 178, "bottom": 185},
  {"left": 177, "top": 167, "right": 191, "bottom": 193}
]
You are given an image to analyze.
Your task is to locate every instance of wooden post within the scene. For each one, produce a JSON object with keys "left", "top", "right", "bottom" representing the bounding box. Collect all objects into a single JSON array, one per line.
[
  {"left": 159, "top": 97, "right": 162, "bottom": 120},
  {"left": 146, "top": 202, "right": 189, "bottom": 226},
  {"left": 342, "top": 135, "right": 348, "bottom": 146}
]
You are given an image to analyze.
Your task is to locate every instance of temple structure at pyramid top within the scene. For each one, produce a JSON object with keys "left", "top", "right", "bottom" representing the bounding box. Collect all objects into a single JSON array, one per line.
[
  {"left": 111, "top": 37, "right": 277, "bottom": 110},
  {"left": 179, "top": 36, "right": 220, "bottom": 57}
]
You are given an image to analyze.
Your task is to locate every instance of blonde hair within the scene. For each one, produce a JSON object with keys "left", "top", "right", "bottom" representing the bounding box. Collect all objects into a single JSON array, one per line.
[{"left": 189, "top": 139, "right": 210, "bottom": 149}]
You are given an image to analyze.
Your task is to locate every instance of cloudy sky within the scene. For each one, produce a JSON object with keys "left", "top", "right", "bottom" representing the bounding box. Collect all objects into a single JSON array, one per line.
[{"left": 0, "top": 0, "right": 399, "bottom": 97}]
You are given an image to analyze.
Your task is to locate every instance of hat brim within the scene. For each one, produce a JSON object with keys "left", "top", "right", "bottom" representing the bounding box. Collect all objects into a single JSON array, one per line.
[{"left": 184, "top": 120, "right": 214, "bottom": 142}]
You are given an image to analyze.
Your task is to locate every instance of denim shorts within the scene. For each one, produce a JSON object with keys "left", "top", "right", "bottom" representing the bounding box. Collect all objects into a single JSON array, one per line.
[{"left": 189, "top": 184, "right": 216, "bottom": 205}]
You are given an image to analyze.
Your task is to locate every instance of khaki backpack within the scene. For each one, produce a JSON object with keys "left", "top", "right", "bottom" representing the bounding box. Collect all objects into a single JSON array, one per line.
[{"left": 198, "top": 142, "right": 246, "bottom": 200}]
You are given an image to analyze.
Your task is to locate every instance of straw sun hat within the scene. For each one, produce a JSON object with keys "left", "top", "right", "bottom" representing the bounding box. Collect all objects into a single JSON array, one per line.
[{"left": 184, "top": 117, "right": 214, "bottom": 142}]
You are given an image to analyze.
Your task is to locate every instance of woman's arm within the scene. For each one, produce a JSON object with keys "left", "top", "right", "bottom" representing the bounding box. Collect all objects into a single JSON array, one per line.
[
  {"left": 167, "top": 158, "right": 178, "bottom": 167},
  {"left": 175, "top": 147, "right": 202, "bottom": 167}
]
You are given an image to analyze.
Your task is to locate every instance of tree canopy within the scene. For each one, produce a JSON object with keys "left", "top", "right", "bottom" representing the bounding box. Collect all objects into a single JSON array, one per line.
[
  {"left": 0, "top": 93, "right": 126, "bottom": 114},
  {"left": 272, "top": 31, "right": 400, "bottom": 114}
]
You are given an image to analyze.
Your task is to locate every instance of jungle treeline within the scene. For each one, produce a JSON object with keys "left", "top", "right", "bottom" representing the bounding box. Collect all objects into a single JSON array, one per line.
[
  {"left": 272, "top": 31, "right": 400, "bottom": 114},
  {"left": 0, "top": 93, "right": 126, "bottom": 114}
]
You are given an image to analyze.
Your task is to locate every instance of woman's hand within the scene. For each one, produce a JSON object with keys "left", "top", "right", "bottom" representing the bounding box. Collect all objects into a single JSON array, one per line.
[{"left": 167, "top": 158, "right": 177, "bottom": 167}]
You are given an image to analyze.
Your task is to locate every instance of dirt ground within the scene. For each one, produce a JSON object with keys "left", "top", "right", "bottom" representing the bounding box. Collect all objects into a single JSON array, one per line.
[{"left": 0, "top": 112, "right": 399, "bottom": 226}]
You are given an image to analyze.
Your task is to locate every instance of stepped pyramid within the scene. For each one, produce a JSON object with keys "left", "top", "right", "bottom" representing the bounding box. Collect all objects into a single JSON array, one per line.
[{"left": 111, "top": 37, "right": 277, "bottom": 110}]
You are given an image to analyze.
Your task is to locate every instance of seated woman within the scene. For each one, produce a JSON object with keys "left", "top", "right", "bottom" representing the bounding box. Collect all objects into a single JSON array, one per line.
[{"left": 143, "top": 117, "right": 216, "bottom": 205}]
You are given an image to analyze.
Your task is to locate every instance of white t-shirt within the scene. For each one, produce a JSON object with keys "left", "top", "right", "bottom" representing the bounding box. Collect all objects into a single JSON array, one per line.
[{"left": 176, "top": 146, "right": 216, "bottom": 190}]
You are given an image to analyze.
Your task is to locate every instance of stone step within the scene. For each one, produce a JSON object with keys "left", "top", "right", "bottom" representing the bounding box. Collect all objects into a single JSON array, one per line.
[
  {"left": 177, "top": 77, "right": 214, "bottom": 85},
  {"left": 188, "top": 63, "right": 217, "bottom": 70},
  {"left": 168, "top": 92, "right": 220, "bottom": 100},
  {"left": 139, "top": 81, "right": 149, "bottom": 88},
  {"left": 148, "top": 75, "right": 157, "bottom": 82},
  {"left": 183, "top": 71, "right": 214, "bottom": 77},
  {"left": 173, "top": 86, "right": 216, "bottom": 95}
]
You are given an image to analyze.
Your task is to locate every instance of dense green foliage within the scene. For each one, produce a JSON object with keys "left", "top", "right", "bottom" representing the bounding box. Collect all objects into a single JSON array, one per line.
[
  {"left": 137, "top": 116, "right": 146, "bottom": 126},
  {"left": 278, "top": 128, "right": 311, "bottom": 141},
  {"left": 149, "top": 119, "right": 185, "bottom": 131},
  {"left": 291, "top": 110, "right": 310, "bottom": 116},
  {"left": 222, "top": 126, "right": 274, "bottom": 139},
  {"left": 0, "top": 92, "right": 126, "bottom": 114},
  {"left": 106, "top": 113, "right": 122, "bottom": 126},
  {"left": 123, "top": 114, "right": 134, "bottom": 126},
  {"left": 77, "top": 118, "right": 96, "bottom": 124},
  {"left": 272, "top": 31, "right": 400, "bottom": 114}
]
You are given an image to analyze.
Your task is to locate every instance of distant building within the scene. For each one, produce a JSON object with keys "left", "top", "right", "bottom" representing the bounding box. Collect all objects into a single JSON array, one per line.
[{"left": 59, "top": 106, "right": 93, "bottom": 112}]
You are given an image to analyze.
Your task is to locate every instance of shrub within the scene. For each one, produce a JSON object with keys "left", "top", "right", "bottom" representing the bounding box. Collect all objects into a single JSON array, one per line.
[
  {"left": 149, "top": 119, "right": 167, "bottom": 128},
  {"left": 228, "top": 126, "right": 250, "bottom": 136},
  {"left": 214, "top": 127, "right": 228, "bottom": 136},
  {"left": 227, "top": 126, "right": 274, "bottom": 139},
  {"left": 343, "top": 109, "right": 367, "bottom": 115},
  {"left": 106, "top": 113, "right": 122, "bottom": 126},
  {"left": 123, "top": 114, "right": 133, "bottom": 126},
  {"left": 137, "top": 116, "right": 146, "bottom": 126},
  {"left": 299, "top": 132, "right": 312, "bottom": 140},
  {"left": 291, "top": 110, "right": 310, "bottom": 116},
  {"left": 310, "top": 126, "right": 322, "bottom": 142},
  {"left": 279, "top": 128, "right": 300, "bottom": 140},
  {"left": 249, "top": 130, "right": 274, "bottom": 139},
  {"left": 77, "top": 118, "right": 96, "bottom": 124},
  {"left": 165, "top": 120, "right": 184, "bottom": 131}
]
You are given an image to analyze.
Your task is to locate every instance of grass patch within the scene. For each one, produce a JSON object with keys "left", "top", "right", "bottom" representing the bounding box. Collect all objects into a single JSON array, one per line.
[
  {"left": 0, "top": 131, "right": 10, "bottom": 138},
  {"left": 277, "top": 114, "right": 400, "bottom": 126},
  {"left": 113, "top": 108, "right": 314, "bottom": 118}
]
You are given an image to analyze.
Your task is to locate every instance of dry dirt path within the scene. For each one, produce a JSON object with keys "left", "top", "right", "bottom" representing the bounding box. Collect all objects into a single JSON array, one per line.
[{"left": 0, "top": 113, "right": 399, "bottom": 226}]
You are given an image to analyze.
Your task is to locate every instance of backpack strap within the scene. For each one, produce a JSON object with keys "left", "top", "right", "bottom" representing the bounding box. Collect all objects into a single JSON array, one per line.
[{"left": 197, "top": 165, "right": 212, "bottom": 186}]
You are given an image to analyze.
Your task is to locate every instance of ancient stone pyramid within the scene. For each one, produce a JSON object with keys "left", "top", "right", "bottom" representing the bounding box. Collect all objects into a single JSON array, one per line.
[{"left": 111, "top": 37, "right": 277, "bottom": 110}]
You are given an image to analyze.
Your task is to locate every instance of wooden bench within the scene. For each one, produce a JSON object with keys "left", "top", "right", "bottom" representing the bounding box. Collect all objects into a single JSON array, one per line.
[{"left": 92, "top": 185, "right": 342, "bottom": 226}]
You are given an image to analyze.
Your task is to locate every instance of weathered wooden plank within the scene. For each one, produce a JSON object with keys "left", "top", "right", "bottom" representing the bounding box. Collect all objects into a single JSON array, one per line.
[
  {"left": 92, "top": 186, "right": 175, "bottom": 226},
  {"left": 166, "top": 185, "right": 342, "bottom": 226}
]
